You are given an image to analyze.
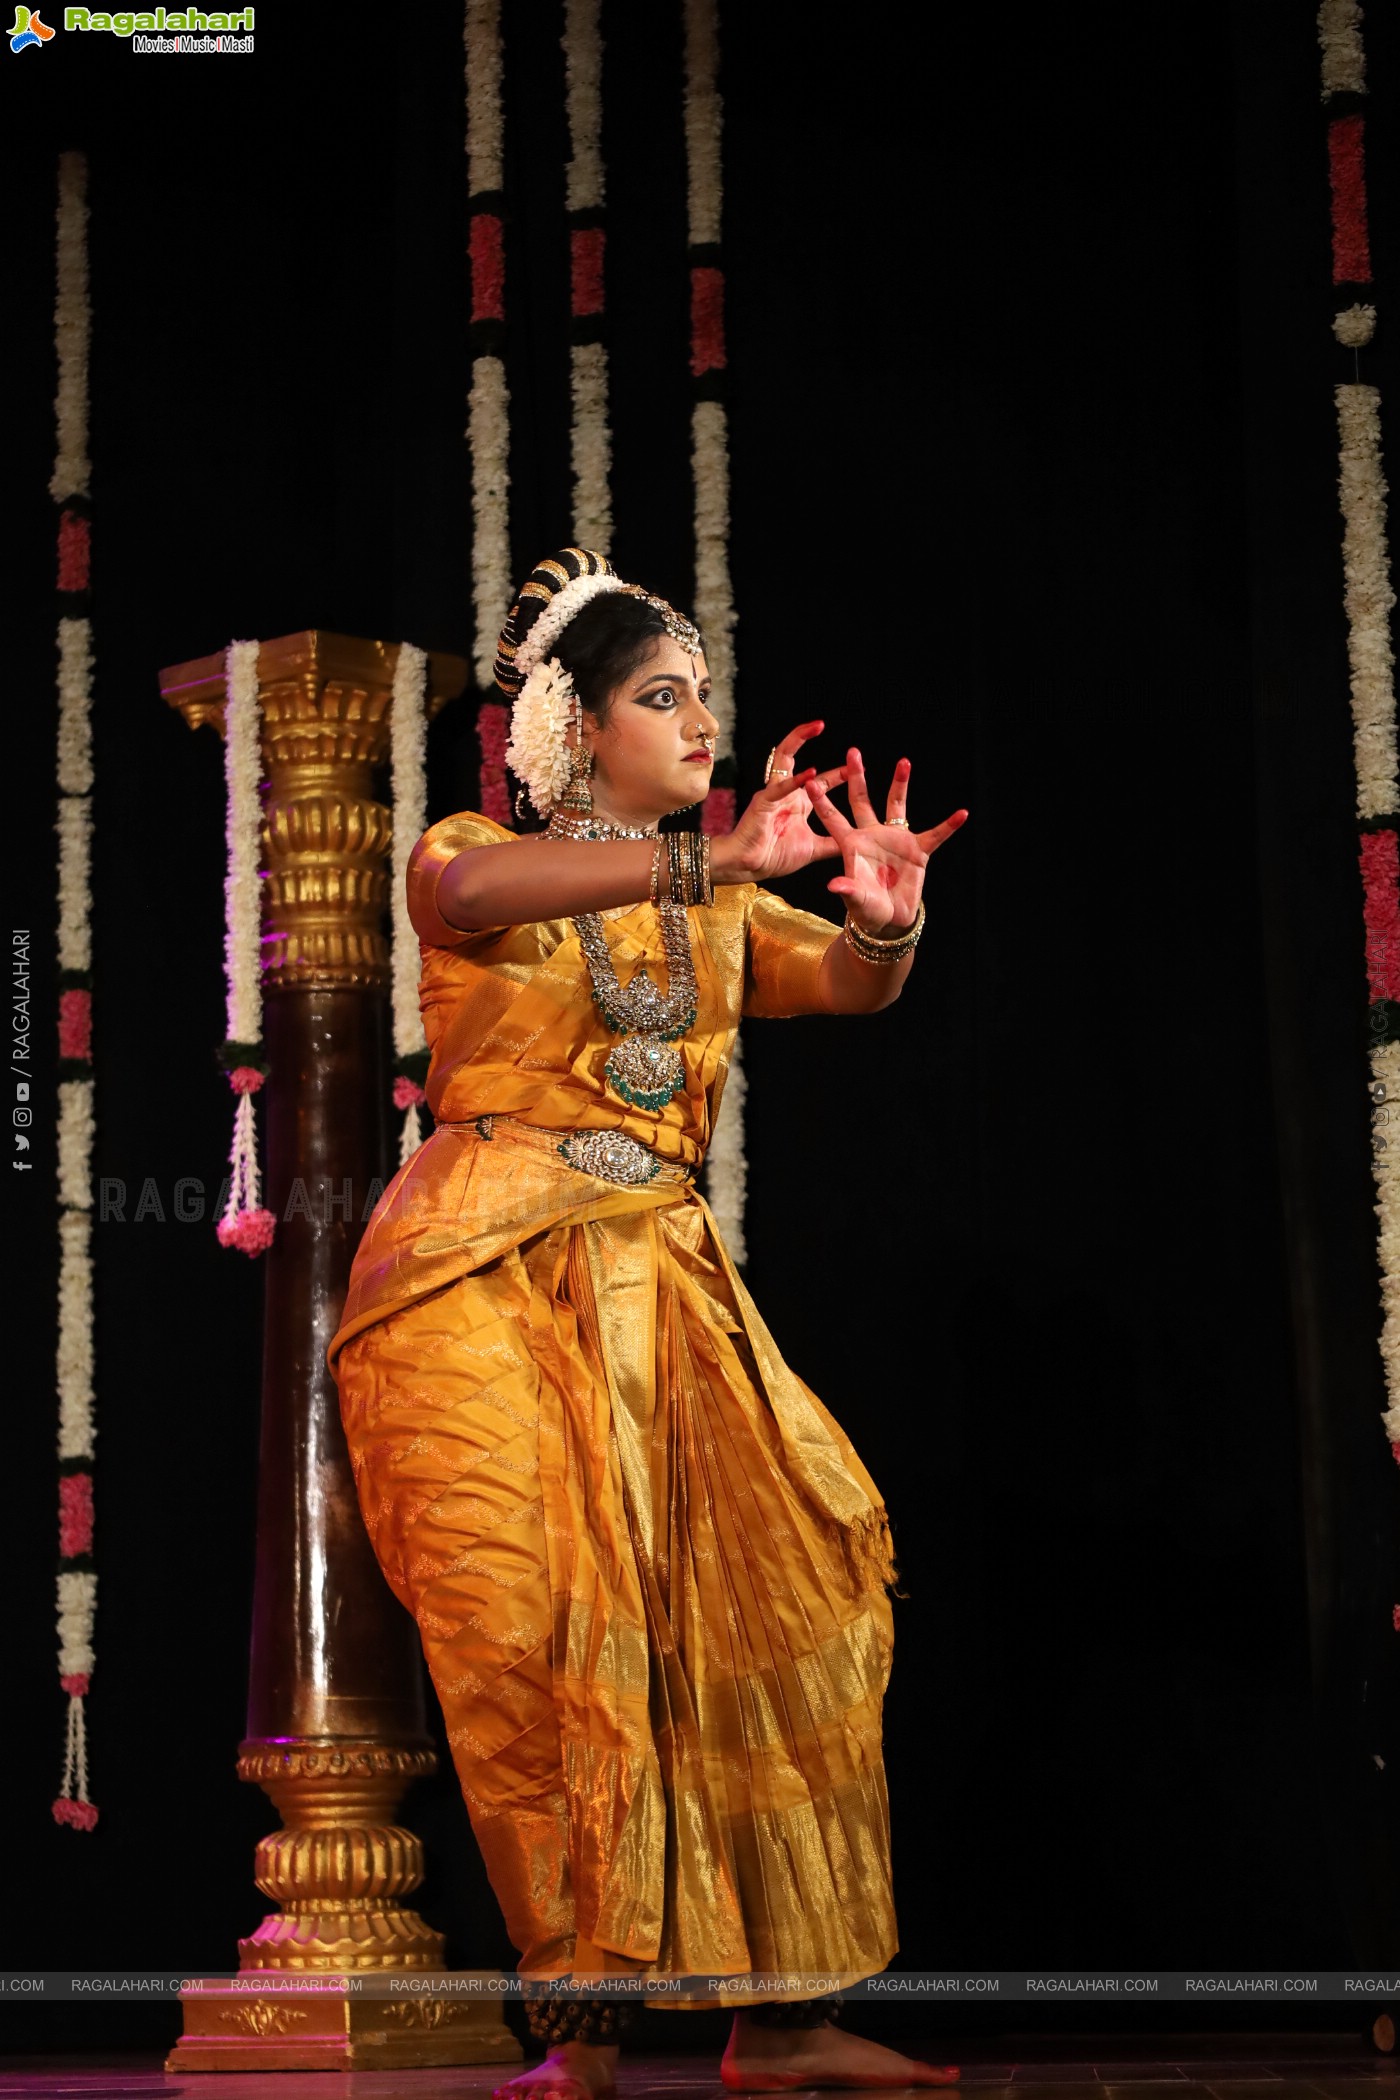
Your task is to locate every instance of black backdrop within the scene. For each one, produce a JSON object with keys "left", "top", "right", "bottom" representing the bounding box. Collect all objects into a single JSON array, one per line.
[{"left": 4, "top": 0, "right": 1398, "bottom": 2058}]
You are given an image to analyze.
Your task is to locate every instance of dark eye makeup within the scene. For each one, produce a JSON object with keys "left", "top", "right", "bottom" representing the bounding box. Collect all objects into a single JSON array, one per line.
[{"left": 630, "top": 676, "right": 714, "bottom": 713}]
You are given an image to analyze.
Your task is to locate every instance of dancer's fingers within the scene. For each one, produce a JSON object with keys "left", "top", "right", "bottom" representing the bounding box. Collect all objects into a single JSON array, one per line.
[
  {"left": 765, "top": 718, "right": 825, "bottom": 786},
  {"left": 886, "top": 757, "right": 912, "bottom": 827},
  {"left": 915, "top": 808, "right": 970, "bottom": 853},
  {"left": 845, "top": 747, "right": 880, "bottom": 826},
  {"left": 761, "top": 764, "right": 818, "bottom": 801},
  {"left": 804, "top": 775, "right": 855, "bottom": 839}
]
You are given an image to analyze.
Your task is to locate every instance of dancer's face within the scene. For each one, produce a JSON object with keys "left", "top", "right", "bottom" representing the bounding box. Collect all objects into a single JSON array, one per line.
[{"left": 582, "top": 638, "right": 718, "bottom": 825}]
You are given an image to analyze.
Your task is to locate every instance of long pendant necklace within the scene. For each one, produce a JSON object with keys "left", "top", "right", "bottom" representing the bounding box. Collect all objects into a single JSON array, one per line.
[
  {"left": 547, "top": 811, "right": 698, "bottom": 1113},
  {"left": 574, "top": 903, "right": 698, "bottom": 1111}
]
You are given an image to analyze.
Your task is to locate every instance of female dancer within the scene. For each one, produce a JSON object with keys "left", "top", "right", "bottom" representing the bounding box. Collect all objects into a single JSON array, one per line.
[{"left": 329, "top": 548, "right": 968, "bottom": 2094}]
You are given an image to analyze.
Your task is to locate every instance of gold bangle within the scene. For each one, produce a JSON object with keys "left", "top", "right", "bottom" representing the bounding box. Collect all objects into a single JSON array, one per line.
[
  {"left": 683, "top": 829, "right": 712, "bottom": 907},
  {"left": 843, "top": 900, "right": 925, "bottom": 964}
]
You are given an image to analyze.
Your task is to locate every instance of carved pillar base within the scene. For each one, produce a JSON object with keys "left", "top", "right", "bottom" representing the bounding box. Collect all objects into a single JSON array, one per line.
[
  {"left": 235, "top": 1739, "right": 444, "bottom": 1970},
  {"left": 165, "top": 1973, "right": 524, "bottom": 2073},
  {"left": 164, "top": 1742, "right": 526, "bottom": 2071}
]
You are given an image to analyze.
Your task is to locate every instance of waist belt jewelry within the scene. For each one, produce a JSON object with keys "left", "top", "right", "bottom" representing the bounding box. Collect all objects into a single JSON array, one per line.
[{"left": 470, "top": 1114, "right": 694, "bottom": 1189}]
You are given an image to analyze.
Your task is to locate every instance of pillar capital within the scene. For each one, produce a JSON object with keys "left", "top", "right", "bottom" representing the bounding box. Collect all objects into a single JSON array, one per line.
[{"left": 159, "top": 632, "right": 468, "bottom": 991}]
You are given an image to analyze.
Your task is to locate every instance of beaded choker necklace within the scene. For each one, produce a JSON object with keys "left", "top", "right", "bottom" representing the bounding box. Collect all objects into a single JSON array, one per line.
[
  {"left": 546, "top": 810, "right": 658, "bottom": 843},
  {"left": 546, "top": 808, "right": 696, "bottom": 1113}
]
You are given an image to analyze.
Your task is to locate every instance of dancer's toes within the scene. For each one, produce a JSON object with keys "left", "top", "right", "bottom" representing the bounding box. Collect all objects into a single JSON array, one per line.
[
  {"left": 493, "top": 2084, "right": 591, "bottom": 2100},
  {"left": 723, "top": 2021, "right": 959, "bottom": 2091},
  {"left": 493, "top": 2040, "right": 620, "bottom": 2100}
]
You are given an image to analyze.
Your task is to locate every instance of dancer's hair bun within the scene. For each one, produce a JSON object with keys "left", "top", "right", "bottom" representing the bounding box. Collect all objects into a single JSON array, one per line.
[{"left": 494, "top": 547, "right": 618, "bottom": 697}]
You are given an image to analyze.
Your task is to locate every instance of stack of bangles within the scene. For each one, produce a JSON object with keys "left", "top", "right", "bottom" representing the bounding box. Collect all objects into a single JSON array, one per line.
[
  {"left": 843, "top": 899, "right": 925, "bottom": 964},
  {"left": 650, "top": 831, "right": 713, "bottom": 908}
]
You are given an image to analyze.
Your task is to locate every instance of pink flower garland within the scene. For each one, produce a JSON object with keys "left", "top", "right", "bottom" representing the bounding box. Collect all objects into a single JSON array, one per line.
[
  {"left": 701, "top": 787, "right": 735, "bottom": 835},
  {"left": 52, "top": 151, "right": 98, "bottom": 1832},
  {"left": 58, "top": 987, "right": 92, "bottom": 1060},
  {"left": 571, "top": 226, "right": 605, "bottom": 315},
  {"left": 58, "top": 1473, "right": 94, "bottom": 1560},
  {"left": 477, "top": 698, "right": 511, "bottom": 826},
  {"left": 689, "top": 263, "right": 727, "bottom": 376},
  {"left": 469, "top": 212, "right": 506, "bottom": 320},
  {"left": 1327, "top": 115, "right": 1372, "bottom": 285},
  {"left": 1359, "top": 830, "right": 1400, "bottom": 1000},
  {"left": 56, "top": 511, "right": 90, "bottom": 592}
]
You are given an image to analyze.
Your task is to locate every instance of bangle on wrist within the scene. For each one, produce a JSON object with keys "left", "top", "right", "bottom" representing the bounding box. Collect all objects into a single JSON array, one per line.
[
  {"left": 843, "top": 899, "right": 925, "bottom": 965},
  {"left": 663, "top": 830, "right": 714, "bottom": 908}
]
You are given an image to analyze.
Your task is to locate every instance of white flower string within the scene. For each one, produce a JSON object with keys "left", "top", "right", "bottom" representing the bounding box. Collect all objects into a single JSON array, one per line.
[
  {"left": 216, "top": 640, "right": 275, "bottom": 1256},
  {"left": 1333, "top": 302, "right": 1377, "bottom": 349},
  {"left": 682, "top": 0, "right": 747, "bottom": 1260},
  {"left": 468, "top": 357, "right": 513, "bottom": 698},
  {"left": 684, "top": 0, "right": 736, "bottom": 761},
  {"left": 563, "top": 0, "right": 613, "bottom": 548},
  {"left": 703, "top": 1034, "right": 748, "bottom": 1265},
  {"left": 51, "top": 151, "right": 97, "bottom": 1831},
  {"left": 1317, "top": 0, "right": 1366, "bottom": 100},
  {"left": 465, "top": 0, "right": 503, "bottom": 197},
  {"left": 1315, "top": 5, "right": 1400, "bottom": 1465},
  {"left": 390, "top": 642, "right": 431, "bottom": 1161},
  {"left": 513, "top": 573, "right": 625, "bottom": 685},
  {"left": 466, "top": 0, "right": 513, "bottom": 696},
  {"left": 50, "top": 154, "right": 90, "bottom": 509},
  {"left": 1335, "top": 386, "right": 1398, "bottom": 820},
  {"left": 691, "top": 397, "right": 735, "bottom": 756},
  {"left": 1337, "top": 389, "right": 1400, "bottom": 1448}
]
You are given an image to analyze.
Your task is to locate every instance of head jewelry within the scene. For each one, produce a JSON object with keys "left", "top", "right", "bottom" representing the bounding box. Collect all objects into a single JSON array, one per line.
[{"left": 495, "top": 548, "right": 702, "bottom": 698}]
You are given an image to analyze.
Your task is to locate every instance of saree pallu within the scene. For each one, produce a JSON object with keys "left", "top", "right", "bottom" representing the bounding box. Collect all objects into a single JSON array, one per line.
[{"left": 329, "top": 813, "right": 902, "bottom": 1997}]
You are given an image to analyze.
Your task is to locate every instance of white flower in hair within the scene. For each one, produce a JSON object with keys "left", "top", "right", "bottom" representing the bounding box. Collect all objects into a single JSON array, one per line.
[{"left": 505, "top": 655, "right": 577, "bottom": 816}]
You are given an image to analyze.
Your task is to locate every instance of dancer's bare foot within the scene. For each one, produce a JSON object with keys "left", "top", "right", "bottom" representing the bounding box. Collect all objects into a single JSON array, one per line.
[
  {"left": 492, "top": 2038, "right": 620, "bottom": 2100},
  {"left": 721, "top": 2011, "right": 959, "bottom": 2090}
]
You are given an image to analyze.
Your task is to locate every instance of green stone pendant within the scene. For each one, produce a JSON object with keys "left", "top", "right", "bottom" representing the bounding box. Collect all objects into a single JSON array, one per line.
[{"left": 605, "top": 1033, "right": 686, "bottom": 1112}]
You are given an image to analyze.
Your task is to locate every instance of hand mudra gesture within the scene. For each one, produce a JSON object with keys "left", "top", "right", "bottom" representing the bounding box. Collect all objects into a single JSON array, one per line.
[
  {"left": 807, "top": 744, "right": 967, "bottom": 936},
  {"left": 724, "top": 718, "right": 852, "bottom": 884},
  {"left": 729, "top": 720, "right": 967, "bottom": 931}
]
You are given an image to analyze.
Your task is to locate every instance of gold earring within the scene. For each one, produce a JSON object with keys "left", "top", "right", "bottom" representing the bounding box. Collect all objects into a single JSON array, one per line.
[{"left": 558, "top": 739, "right": 594, "bottom": 817}]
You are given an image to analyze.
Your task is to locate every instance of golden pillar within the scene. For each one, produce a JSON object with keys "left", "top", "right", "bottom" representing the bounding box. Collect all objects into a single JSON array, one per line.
[{"left": 159, "top": 633, "right": 522, "bottom": 2073}]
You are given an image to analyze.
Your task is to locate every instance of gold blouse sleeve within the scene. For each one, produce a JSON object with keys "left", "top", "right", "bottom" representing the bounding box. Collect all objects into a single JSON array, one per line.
[
  {"left": 406, "top": 811, "right": 518, "bottom": 949},
  {"left": 742, "top": 885, "right": 841, "bottom": 1019}
]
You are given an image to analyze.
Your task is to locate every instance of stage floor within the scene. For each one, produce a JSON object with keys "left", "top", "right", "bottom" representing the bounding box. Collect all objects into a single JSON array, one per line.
[{"left": 0, "top": 2032, "right": 1394, "bottom": 2099}]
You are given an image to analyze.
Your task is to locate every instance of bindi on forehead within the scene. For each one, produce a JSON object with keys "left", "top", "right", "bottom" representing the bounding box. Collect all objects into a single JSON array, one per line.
[{"left": 634, "top": 654, "right": 703, "bottom": 694}]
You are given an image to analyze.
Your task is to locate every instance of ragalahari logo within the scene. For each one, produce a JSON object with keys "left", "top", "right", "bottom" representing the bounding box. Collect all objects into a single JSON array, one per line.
[{"left": 9, "top": 6, "right": 55, "bottom": 47}]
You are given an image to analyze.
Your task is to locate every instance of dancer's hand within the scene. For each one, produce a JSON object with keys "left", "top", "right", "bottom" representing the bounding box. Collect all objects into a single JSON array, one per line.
[
  {"left": 806, "top": 749, "right": 967, "bottom": 935},
  {"left": 717, "top": 720, "right": 850, "bottom": 883}
]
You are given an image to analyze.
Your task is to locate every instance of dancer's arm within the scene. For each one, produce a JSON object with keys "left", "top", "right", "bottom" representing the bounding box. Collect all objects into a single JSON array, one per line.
[{"left": 436, "top": 720, "right": 850, "bottom": 930}]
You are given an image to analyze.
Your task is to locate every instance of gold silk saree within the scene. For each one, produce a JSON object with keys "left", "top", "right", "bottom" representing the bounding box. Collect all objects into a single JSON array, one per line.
[{"left": 329, "top": 813, "right": 900, "bottom": 1999}]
